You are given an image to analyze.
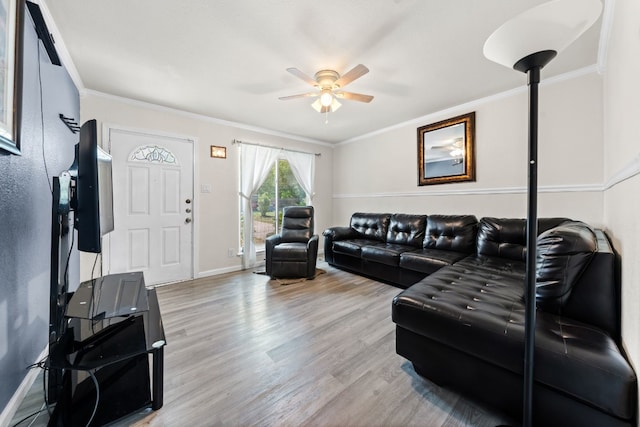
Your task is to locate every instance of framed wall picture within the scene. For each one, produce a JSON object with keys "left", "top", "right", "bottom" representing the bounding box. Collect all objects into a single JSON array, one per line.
[
  {"left": 0, "top": 0, "right": 25, "bottom": 155},
  {"left": 417, "top": 112, "right": 475, "bottom": 186},
  {"left": 210, "top": 145, "right": 226, "bottom": 158}
]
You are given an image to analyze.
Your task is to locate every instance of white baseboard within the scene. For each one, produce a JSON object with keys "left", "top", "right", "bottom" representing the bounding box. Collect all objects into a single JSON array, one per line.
[
  {"left": 196, "top": 252, "right": 325, "bottom": 279},
  {"left": 0, "top": 346, "right": 48, "bottom": 427},
  {"left": 197, "top": 264, "right": 245, "bottom": 279}
]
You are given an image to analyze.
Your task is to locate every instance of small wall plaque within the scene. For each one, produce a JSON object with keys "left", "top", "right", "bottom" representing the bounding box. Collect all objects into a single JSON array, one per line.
[{"left": 210, "top": 145, "right": 227, "bottom": 159}]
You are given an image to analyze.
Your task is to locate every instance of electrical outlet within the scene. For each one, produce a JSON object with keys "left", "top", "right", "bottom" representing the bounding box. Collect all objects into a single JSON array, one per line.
[{"left": 228, "top": 248, "right": 235, "bottom": 257}]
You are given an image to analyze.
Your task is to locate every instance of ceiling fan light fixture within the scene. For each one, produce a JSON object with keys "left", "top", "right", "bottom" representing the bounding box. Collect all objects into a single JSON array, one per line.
[
  {"left": 311, "top": 97, "right": 341, "bottom": 113},
  {"left": 320, "top": 89, "right": 334, "bottom": 107},
  {"left": 282, "top": 64, "right": 372, "bottom": 117}
]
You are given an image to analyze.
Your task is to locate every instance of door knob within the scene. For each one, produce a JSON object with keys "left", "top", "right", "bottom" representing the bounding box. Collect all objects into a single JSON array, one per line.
[
  {"left": 185, "top": 218, "right": 192, "bottom": 223},
  {"left": 185, "top": 199, "right": 191, "bottom": 204},
  {"left": 186, "top": 208, "right": 192, "bottom": 213}
]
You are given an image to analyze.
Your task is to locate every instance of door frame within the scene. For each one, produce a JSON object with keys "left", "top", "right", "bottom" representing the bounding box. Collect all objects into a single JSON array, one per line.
[{"left": 100, "top": 122, "right": 199, "bottom": 285}]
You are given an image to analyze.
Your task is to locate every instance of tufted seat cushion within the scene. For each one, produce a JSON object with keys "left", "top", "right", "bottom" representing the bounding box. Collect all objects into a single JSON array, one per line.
[
  {"left": 332, "top": 239, "right": 376, "bottom": 257},
  {"left": 392, "top": 255, "right": 637, "bottom": 420},
  {"left": 361, "top": 243, "right": 416, "bottom": 267},
  {"left": 399, "top": 248, "right": 469, "bottom": 274}
]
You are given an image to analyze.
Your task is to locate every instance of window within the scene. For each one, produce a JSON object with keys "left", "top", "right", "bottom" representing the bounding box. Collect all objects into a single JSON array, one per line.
[
  {"left": 238, "top": 142, "right": 315, "bottom": 268},
  {"left": 242, "top": 158, "right": 307, "bottom": 252}
]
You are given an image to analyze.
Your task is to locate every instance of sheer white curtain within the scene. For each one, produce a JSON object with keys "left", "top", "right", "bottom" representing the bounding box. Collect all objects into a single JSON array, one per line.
[
  {"left": 240, "top": 144, "right": 279, "bottom": 269},
  {"left": 284, "top": 151, "right": 315, "bottom": 202}
]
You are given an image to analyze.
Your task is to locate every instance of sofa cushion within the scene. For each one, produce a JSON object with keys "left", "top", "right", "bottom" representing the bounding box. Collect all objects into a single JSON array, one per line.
[
  {"left": 386, "top": 214, "right": 427, "bottom": 248},
  {"left": 423, "top": 215, "right": 477, "bottom": 253},
  {"left": 536, "top": 221, "right": 597, "bottom": 313},
  {"left": 280, "top": 206, "right": 314, "bottom": 242},
  {"left": 361, "top": 243, "right": 414, "bottom": 267},
  {"left": 350, "top": 213, "right": 391, "bottom": 242},
  {"left": 270, "top": 242, "right": 309, "bottom": 261},
  {"left": 477, "top": 217, "right": 570, "bottom": 261},
  {"left": 454, "top": 254, "right": 526, "bottom": 278},
  {"left": 332, "top": 239, "right": 373, "bottom": 257},
  {"left": 399, "top": 248, "right": 469, "bottom": 274}
]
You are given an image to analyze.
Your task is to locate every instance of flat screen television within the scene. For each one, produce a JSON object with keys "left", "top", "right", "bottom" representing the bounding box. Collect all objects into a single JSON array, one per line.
[
  {"left": 48, "top": 118, "right": 115, "bottom": 403},
  {"left": 74, "top": 119, "right": 114, "bottom": 253}
]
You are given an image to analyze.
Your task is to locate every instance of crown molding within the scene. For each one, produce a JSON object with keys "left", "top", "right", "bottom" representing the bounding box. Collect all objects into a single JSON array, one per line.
[
  {"left": 35, "top": 0, "right": 609, "bottom": 148},
  {"left": 82, "top": 89, "right": 333, "bottom": 148},
  {"left": 35, "top": 0, "right": 84, "bottom": 91},
  {"left": 338, "top": 65, "right": 599, "bottom": 146}
]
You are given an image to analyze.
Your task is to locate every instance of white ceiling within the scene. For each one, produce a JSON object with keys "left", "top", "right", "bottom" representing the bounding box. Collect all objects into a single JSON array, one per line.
[{"left": 43, "top": 0, "right": 603, "bottom": 144}]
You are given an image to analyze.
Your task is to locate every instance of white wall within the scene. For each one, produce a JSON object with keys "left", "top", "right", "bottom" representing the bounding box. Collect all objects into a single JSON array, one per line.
[
  {"left": 602, "top": 0, "right": 640, "bottom": 388},
  {"left": 332, "top": 71, "right": 604, "bottom": 225},
  {"left": 80, "top": 92, "right": 333, "bottom": 280}
]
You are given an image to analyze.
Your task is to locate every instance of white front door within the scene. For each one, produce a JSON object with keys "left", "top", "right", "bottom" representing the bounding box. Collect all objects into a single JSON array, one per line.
[{"left": 108, "top": 128, "right": 194, "bottom": 285}]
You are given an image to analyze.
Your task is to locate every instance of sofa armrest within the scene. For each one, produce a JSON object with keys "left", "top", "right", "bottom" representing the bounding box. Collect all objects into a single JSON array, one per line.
[
  {"left": 323, "top": 227, "right": 357, "bottom": 264},
  {"left": 266, "top": 233, "right": 282, "bottom": 249},
  {"left": 323, "top": 226, "right": 358, "bottom": 240},
  {"left": 307, "top": 235, "right": 319, "bottom": 278},
  {"left": 265, "top": 234, "right": 282, "bottom": 276}
]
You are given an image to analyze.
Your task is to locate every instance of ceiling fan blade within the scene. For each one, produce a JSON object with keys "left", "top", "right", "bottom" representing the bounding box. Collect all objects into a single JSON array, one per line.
[
  {"left": 279, "top": 92, "right": 318, "bottom": 101},
  {"left": 334, "top": 91, "right": 374, "bottom": 103},
  {"left": 334, "top": 64, "right": 369, "bottom": 88},
  {"left": 286, "top": 68, "right": 318, "bottom": 87}
]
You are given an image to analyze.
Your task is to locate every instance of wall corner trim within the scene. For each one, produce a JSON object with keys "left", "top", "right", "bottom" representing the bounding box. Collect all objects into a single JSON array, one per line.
[
  {"left": 604, "top": 153, "right": 640, "bottom": 190},
  {"left": 597, "top": 0, "right": 616, "bottom": 74}
]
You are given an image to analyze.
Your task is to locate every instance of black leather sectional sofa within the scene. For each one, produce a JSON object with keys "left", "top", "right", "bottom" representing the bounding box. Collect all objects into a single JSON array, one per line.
[{"left": 323, "top": 213, "right": 637, "bottom": 427}]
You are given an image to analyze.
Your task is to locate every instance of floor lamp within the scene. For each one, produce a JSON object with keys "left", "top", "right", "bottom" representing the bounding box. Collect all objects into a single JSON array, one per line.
[{"left": 483, "top": 1, "right": 602, "bottom": 426}]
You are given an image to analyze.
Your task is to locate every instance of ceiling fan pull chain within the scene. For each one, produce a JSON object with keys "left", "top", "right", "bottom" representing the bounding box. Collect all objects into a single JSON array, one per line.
[{"left": 325, "top": 111, "right": 329, "bottom": 124}]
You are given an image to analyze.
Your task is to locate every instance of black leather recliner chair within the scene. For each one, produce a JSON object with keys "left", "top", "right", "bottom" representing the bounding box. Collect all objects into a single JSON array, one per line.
[{"left": 265, "top": 206, "right": 318, "bottom": 279}]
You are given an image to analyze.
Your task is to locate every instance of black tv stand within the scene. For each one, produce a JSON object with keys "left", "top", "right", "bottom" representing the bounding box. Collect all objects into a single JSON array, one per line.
[{"left": 47, "top": 272, "right": 165, "bottom": 426}]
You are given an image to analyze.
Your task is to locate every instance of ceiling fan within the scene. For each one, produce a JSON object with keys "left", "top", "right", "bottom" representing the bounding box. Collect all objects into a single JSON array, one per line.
[{"left": 279, "top": 64, "right": 374, "bottom": 114}]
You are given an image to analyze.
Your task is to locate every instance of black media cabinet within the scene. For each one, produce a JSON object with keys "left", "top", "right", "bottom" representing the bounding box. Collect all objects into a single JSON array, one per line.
[{"left": 48, "top": 272, "right": 165, "bottom": 426}]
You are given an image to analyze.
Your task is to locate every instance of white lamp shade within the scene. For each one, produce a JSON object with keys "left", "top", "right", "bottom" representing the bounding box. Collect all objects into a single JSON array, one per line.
[
  {"left": 331, "top": 97, "right": 342, "bottom": 112},
  {"left": 311, "top": 97, "right": 341, "bottom": 113},
  {"left": 320, "top": 90, "right": 333, "bottom": 107},
  {"left": 483, "top": 0, "right": 602, "bottom": 69},
  {"left": 311, "top": 98, "right": 323, "bottom": 113}
]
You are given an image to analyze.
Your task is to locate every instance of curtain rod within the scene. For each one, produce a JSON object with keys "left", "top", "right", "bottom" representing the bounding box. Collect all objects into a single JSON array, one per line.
[{"left": 232, "top": 139, "right": 321, "bottom": 157}]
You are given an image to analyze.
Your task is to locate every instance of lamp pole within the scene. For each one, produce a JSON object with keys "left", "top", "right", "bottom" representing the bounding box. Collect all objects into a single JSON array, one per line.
[
  {"left": 513, "top": 49, "right": 556, "bottom": 427},
  {"left": 483, "top": 2, "right": 602, "bottom": 426},
  {"left": 523, "top": 64, "right": 539, "bottom": 427}
]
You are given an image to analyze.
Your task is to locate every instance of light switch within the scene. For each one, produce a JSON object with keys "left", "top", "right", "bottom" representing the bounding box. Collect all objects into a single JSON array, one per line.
[{"left": 201, "top": 184, "right": 212, "bottom": 193}]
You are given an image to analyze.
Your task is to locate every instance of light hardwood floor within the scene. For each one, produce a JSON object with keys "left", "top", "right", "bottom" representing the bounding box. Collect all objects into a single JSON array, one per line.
[{"left": 11, "top": 261, "right": 513, "bottom": 426}]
